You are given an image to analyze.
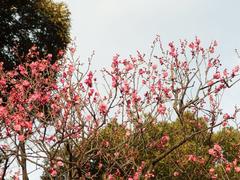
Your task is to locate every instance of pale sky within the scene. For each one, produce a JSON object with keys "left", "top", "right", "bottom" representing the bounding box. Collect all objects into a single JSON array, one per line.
[
  {"left": 66, "top": 0, "right": 240, "bottom": 67},
  {"left": 29, "top": 0, "right": 240, "bottom": 179},
  {"left": 57, "top": 0, "right": 240, "bottom": 116}
]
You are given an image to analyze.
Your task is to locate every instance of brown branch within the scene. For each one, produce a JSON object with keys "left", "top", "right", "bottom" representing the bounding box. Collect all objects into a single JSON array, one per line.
[{"left": 149, "top": 120, "right": 224, "bottom": 170}]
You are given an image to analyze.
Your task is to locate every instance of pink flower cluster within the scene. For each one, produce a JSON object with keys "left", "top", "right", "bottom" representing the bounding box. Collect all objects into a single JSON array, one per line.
[{"left": 208, "top": 144, "right": 224, "bottom": 160}]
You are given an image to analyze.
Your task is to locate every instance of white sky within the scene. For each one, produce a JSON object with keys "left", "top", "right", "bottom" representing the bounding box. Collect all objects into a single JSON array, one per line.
[
  {"left": 64, "top": 0, "right": 240, "bottom": 66},
  {"left": 29, "top": 0, "right": 240, "bottom": 179},
  {"left": 57, "top": 0, "right": 240, "bottom": 117}
]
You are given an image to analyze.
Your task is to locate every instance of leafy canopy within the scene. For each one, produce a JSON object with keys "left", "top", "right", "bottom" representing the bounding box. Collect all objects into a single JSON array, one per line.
[{"left": 0, "top": 0, "right": 71, "bottom": 70}]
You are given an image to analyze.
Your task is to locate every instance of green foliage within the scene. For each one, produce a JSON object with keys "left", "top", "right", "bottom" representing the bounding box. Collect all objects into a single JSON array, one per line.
[
  {"left": 213, "top": 127, "right": 240, "bottom": 162},
  {"left": 0, "top": 0, "right": 71, "bottom": 70},
  {"left": 41, "top": 113, "right": 240, "bottom": 179}
]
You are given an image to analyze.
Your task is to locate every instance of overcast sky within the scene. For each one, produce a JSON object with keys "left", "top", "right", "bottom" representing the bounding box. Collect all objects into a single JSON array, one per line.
[
  {"left": 29, "top": 0, "right": 240, "bottom": 179},
  {"left": 56, "top": 0, "right": 240, "bottom": 114},
  {"left": 62, "top": 0, "right": 240, "bottom": 67}
]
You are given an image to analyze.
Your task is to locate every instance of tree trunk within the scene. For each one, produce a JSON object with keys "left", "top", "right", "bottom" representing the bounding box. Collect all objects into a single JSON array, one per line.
[{"left": 19, "top": 142, "right": 29, "bottom": 180}]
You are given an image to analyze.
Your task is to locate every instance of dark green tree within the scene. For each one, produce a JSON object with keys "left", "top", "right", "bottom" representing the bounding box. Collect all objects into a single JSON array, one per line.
[{"left": 0, "top": 0, "right": 71, "bottom": 70}]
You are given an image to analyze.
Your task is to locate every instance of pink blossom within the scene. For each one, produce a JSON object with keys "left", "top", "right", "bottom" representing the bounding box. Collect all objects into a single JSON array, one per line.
[
  {"left": 188, "top": 155, "right": 197, "bottom": 162},
  {"left": 209, "top": 168, "right": 215, "bottom": 175},
  {"left": 88, "top": 88, "right": 94, "bottom": 97},
  {"left": 47, "top": 53, "right": 52, "bottom": 59},
  {"left": 58, "top": 50, "right": 64, "bottom": 56},
  {"left": 161, "top": 135, "right": 170, "bottom": 144},
  {"left": 232, "top": 65, "right": 240, "bottom": 76},
  {"left": 125, "top": 63, "right": 134, "bottom": 71},
  {"left": 208, "top": 80, "right": 214, "bottom": 86},
  {"left": 235, "top": 167, "right": 240, "bottom": 173},
  {"left": 152, "top": 64, "right": 158, "bottom": 70},
  {"left": 213, "top": 72, "right": 221, "bottom": 79},
  {"left": 73, "top": 95, "right": 80, "bottom": 104},
  {"left": 138, "top": 118, "right": 142, "bottom": 124},
  {"left": 182, "top": 61, "right": 189, "bottom": 71},
  {"left": 86, "top": 115, "right": 92, "bottom": 122},
  {"left": 29, "top": 62, "right": 38, "bottom": 75},
  {"left": 111, "top": 54, "right": 119, "bottom": 68},
  {"left": 29, "top": 92, "right": 41, "bottom": 102},
  {"left": 49, "top": 168, "right": 57, "bottom": 177},
  {"left": 68, "top": 64, "right": 75, "bottom": 75},
  {"left": 18, "top": 135, "right": 25, "bottom": 142},
  {"left": 0, "top": 79, "right": 6, "bottom": 86},
  {"left": 211, "top": 175, "right": 217, "bottom": 179},
  {"left": 57, "top": 161, "right": 64, "bottom": 167},
  {"left": 213, "top": 144, "right": 222, "bottom": 152},
  {"left": 84, "top": 71, "right": 93, "bottom": 87},
  {"left": 126, "top": 130, "right": 131, "bottom": 136},
  {"left": 38, "top": 63, "right": 47, "bottom": 72},
  {"left": 195, "top": 37, "right": 201, "bottom": 45},
  {"left": 225, "top": 164, "right": 231, "bottom": 173},
  {"left": 169, "top": 42, "right": 177, "bottom": 57},
  {"left": 99, "top": 102, "right": 107, "bottom": 115},
  {"left": 208, "top": 148, "right": 215, "bottom": 156},
  {"left": 223, "top": 113, "right": 230, "bottom": 120},
  {"left": 233, "top": 159, "right": 238, "bottom": 166},
  {"left": 0, "top": 106, "right": 8, "bottom": 117},
  {"left": 14, "top": 124, "right": 21, "bottom": 132},
  {"left": 132, "top": 91, "right": 141, "bottom": 105},
  {"left": 36, "top": 112, "right": 44, "bottom": 118},
  {"left": 223, "top": 121, "right": 227, "bottom": 127},
  {"left": 18, "top": 65, "right": 28, "bottom": 76},
  {"left": 123, "top": 81, "right": 130, "bottom": 93},
  {"left": 209, "top": 46, "right": 215, "bottom": 53},
  {"left": 208, "top": 61, "right": 213, "bottom": 68},
  {"left": 22, "top": 80, "right": 30, "bottom": 87},
  {"left": 223, "top": 69, "right": 228, "bottom": 77},
  {"left": 70, "top": 47, "right": 76, "bottom": 54},
  {"left": 133, "top": 172, "right": 140, "bottom": 180},
  {"left": 189, "top": 42, "right": 195, "bottom": 49},
  {"left": 162, "top": 71, "right": 168, "bottom": 78},
  {"left": 139, "top": 68, "right": 145, "bottom": 75},
  {"left": 173, "top": 171, "right": 180, "bottom": 176},
  {"left": 25, "top": 121, "right": 32, "bottom": 130},
  {"left": 158, "top": 104, "right": 166, "bottom": 115},
  {"left": 13, "top": 175, "right": 19, "bottom": 180},
  {"left": 112, "top": 77, "right": 117, "bottom": 87},
  {"left": 108, "top": 174, "right": 114, "bottom": 180}
]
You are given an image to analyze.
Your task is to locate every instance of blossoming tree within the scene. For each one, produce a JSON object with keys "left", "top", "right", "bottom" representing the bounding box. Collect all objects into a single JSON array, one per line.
[{"left": 1, "top": 37, "right": 240, "bottom": 179}]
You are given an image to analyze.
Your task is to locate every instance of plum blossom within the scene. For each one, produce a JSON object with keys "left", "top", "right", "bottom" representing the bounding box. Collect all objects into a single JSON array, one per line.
[
  {"left": 223, "top": 113, "right": 230, "bottom": 120},
  {"left": 14, "top": 124, "right": 21, "bottom": 132},
  {"left": 49, "top": 168, "right": 57, "bottom": 177},
  {"left": 213, "top": 144, "right": 222, "bottom": 152},
  {"left": 157, "top": 104, "right": 166, "bottom": 115},
  {"left": 162, "top": 71, "right": 168, "bottom": 79},
  {"left": 99, "top": 102, "right": 107, "bottom": 115},
  {"left": 0, "top": 78, "right": 6, "bottom": 86},
  {"left": 84, "top": 71, "right": 93, "bottom": 87},
  {"left": 208, "top": 80, "right": 214, "bottom": 86},
  {"left": 173, "top": 171, "right": 180, "bottom": 177},
  {"left": 57, "top": 161, "right": 64, "bottom": 167},
  {"left": 152, "top": 64, "right": 158, "bottom": 70},
  {"left": 232, "top": 65, "right": 240, "bottom": 76},
  {"left": 213, "top": 72, "right": 221, "bottom": 79},
  {"left": 18, "top": 135, "right": 25, "bottom": 142},
  {"left": 58, "top": 50, "right": 64, "bottom": 56},
  {"left": 125, "top": 63, "right": 134, "bottom": 71},
  {"left": 235, "top": 167, "right": 240, "bottom": 173},
  {"left": 209, "top": 168, "right": 215, "bottom": 175},
  {"left": 188, "top": 155, "right": 197, "bottom": 162},
  {"left": 208, "top": 149, "right": 216, "bottom": 156}
]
